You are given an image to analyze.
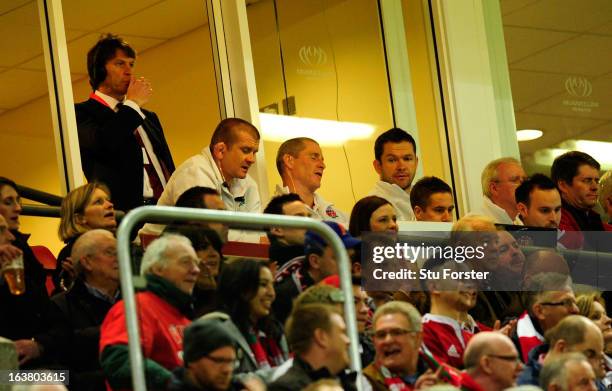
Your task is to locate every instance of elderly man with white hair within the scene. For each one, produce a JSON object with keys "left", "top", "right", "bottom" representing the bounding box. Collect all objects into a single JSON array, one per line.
[
  {"left": 100, "top": 234, "right": 200, "bottom": 390},
  {"left": 41, "top": 229, "right": 120, "bottom": 391},
  {"left": 472, "top": 157, "right": 527, "bottom": 225},
  {"left": 540, "top": 352, "right": 597, "bottom": 391}
]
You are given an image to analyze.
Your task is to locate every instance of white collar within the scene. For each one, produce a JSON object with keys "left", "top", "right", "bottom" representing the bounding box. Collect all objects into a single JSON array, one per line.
[
  {"left": 202, "top": 147, "right": 234, "bottom": 188},
  {"left": 275, "top": 184, "right": 329, "bottom": 211},
  {"left": 375, "top": 180, "right": 409, "bottom": 195},
  {"left": 482, "top": 196, "right": 518, "bottom": 224},
  {"left": 422, "top": 313, "right": 467, "bottom": 348},
  {"left": 94, "top": 90, "right": 122, "bottom": 110}
]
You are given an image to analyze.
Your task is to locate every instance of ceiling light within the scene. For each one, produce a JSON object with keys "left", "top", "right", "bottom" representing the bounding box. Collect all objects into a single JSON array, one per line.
[
  {"left": 259, "top": 113, "right": 376, "bottom": 146},
  {"left": 516, "top": 129, "right": 543, "bottom": 141}
]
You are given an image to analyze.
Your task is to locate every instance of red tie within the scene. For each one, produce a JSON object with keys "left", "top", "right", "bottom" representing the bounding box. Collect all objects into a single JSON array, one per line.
[{"left": 133, "top": 129, "right": 164, "bottom": 200}]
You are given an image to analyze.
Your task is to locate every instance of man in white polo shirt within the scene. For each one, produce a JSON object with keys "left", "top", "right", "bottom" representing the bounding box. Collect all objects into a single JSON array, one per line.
[
  {"left": 368, "top": 128, "right": 419, "bottom": 221},
  {"left": 144, "top": 118, "right": 261, "bottom": 242},
  {"left": 274, "top": 137, "right": 347, "bottom": 225}
]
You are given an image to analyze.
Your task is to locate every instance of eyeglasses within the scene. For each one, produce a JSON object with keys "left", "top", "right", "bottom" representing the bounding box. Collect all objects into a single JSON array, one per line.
[
  {"left": 373, "top": 328, "right": 418, "bottom": 340},
  {"left": 540, "top": 298, "right": 578, "bottom": 308},
  {"left": 487, "top": 354, "right": 521, "bottom": 364},
  {"left": 204, "top": 355, "right": 239, "bottom": 369}
]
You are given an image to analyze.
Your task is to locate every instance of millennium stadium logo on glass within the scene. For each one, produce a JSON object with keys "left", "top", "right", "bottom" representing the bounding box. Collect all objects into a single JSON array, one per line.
[
  {"left": 298, "top": 46, "right": 328, "bottom": 66},
  {"left": 562, "top": 76, "right": 598, "bottom": 113},
  {"left": 565, "top": 76, "right": 592, "bottom": 98}
]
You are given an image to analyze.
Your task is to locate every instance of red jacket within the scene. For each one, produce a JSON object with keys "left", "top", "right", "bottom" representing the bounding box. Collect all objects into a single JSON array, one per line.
[
  {"left": 100, "top": 291, "right": 190, "bottom": 372},
  {"left": 558, "top": 204, "right": 611, "bottom": 249},
  {"left": 422, "top": 314, "right": 475, "bottom": 369}
]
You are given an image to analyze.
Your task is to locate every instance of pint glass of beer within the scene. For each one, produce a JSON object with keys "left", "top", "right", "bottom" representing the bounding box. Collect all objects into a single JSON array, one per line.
[{"left": 2, "top": 255, "right": 25, "bottom": 295}]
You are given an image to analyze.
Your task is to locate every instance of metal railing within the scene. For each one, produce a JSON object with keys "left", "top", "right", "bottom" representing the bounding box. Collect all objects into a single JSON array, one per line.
[
  {"left": 116, "top": 206, "right": 362, "bottom": 391},
  {"left": 16, "top": 184, "right": 63, "bottom": 206},
  {"left": 21, "top": 204, "right": 125, "bottom": 221}
]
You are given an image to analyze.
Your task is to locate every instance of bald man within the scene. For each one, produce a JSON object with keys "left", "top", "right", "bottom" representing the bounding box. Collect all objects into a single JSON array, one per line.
[
  {"left": 521, "top": 250, "right": 570, "bottom": 289},
  {"left": 518, "top": 315, "right": 605, "bottom": 387},
  {"left": 461, "top": 332, "right": 523, "bottom": 391}
]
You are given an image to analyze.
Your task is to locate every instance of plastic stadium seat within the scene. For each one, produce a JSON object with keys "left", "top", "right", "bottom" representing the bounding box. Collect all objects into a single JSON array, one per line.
[{"left": 222, "top": 241, "right": 269, "bottom": 260}]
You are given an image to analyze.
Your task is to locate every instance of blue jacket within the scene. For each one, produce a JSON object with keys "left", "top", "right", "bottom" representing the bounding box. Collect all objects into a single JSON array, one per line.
[
  {"left": 518, "top": 344, "right": 606, "bottom": 391},
  {"left": 517, "top": 344, "right": 548, "bottom": 386}
]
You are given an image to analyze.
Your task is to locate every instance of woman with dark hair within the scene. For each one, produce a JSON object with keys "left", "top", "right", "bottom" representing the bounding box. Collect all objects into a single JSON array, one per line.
[
  {"left": 56, "top": 182, "right": 116, "bottom": 290},
  {"left": 205, "top": 259, "right": 288, "bottom": 379},
  {"left": 349, "top": 195, "right": 398, "bottom": 238},
  {"left": 0, "top": 177, "right": 50, "bottom": 367},
  {"left": 164, "top": 224, "right": 223, "bottom": 316}
]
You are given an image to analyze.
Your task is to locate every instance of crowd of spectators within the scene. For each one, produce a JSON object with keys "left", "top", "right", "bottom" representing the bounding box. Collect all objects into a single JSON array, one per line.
[{"left": 1, "top": 33, "right": 611, "bottom": 391}]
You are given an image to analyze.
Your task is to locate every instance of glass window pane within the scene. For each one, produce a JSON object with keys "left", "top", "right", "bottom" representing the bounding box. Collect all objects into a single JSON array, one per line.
[
  {"left": 0, "top": 1, "right": 64, "bottom": 252},
  {"left": 247, "top": 0, "right": 395, "bottom": 213},
  {"left": 501, "top": 0, "right": 612, "bottom": 176},
  {"left": 62, "top": 0, "right": 221, "bottom": 200}
]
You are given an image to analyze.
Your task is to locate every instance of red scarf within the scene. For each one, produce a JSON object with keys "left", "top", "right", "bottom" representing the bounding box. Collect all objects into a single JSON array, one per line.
[
  {"left": 247, "top": 327, "right": 285, "bottom": 370},
  {"left": 459, "top": 371, "right": 486, "bottom": 391},
  {"left": 379, "top": 364, "right": 415, "bottom": 391}
]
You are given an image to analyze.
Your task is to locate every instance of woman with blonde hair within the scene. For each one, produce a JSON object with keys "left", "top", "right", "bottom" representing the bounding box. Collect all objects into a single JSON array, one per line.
[
  {"left": 577, "top": 291, "right": 612, "bottom": 387},
  {"left": 55, "top": 182, "right": 116, "bottom": 290}
]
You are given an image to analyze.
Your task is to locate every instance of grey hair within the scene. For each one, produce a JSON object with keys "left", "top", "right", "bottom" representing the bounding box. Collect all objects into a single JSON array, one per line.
[
  {"left": 540, "top": 352, "right": 589, "bottom": 391},
  {"left": 523, "top": 272, "right": 573, "bottom": 312},
  {"left": 70, "top": 229, "right": 115, "bottom": 276},
  {"left": 373, "top": 301, "right": 422, "bottom": 331},
  {"left": 481, "top": 157, "right": 521, "bottom": 198},
  {"left": 140, "top": 234, "right": 193, "bottom": 276}
]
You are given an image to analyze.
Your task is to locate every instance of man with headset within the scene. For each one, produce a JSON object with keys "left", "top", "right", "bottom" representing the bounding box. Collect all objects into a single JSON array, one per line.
[{"left": 76, "top": 34, "right": 175, "bottom": 212}]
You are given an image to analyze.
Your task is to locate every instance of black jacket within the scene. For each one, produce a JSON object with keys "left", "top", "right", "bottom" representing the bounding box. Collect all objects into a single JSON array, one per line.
[
  {"left": 0, "top": 232, "right": 50, "bottom": 342},
  {"left": 272, "top": 265, "right": 315, "bottom": 326},
  {"left": 75, "top": 97, "right": 175, "bottom": 211},
  {"left": 42, "top": 278, "right": 117, "bottom": 391},
  {"left": 268, "top": 357, "right": 357, "bottom": 391},
  {"left": 167, "top": 367, "right": 245, "bottom": 391},
  {"left": 53, "top": 237, "right": 77, "bottom": 293},
  {"left": 268, "top": 242, "right": 305, "bottom": 269}
]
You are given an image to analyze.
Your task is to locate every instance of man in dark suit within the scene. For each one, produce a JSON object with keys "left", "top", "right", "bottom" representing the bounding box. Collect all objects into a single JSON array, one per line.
[{"left": 76, "top": 34, "right": 175, "bottom": 212}]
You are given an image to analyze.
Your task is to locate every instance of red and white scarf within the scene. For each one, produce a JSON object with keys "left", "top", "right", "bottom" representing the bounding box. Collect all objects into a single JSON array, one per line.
[
  {"left": 516, "top": 311, "right": 544, "bottom": 362},
  {"left": 247, "top": 327, "right": 285, "bottom": 370}
]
